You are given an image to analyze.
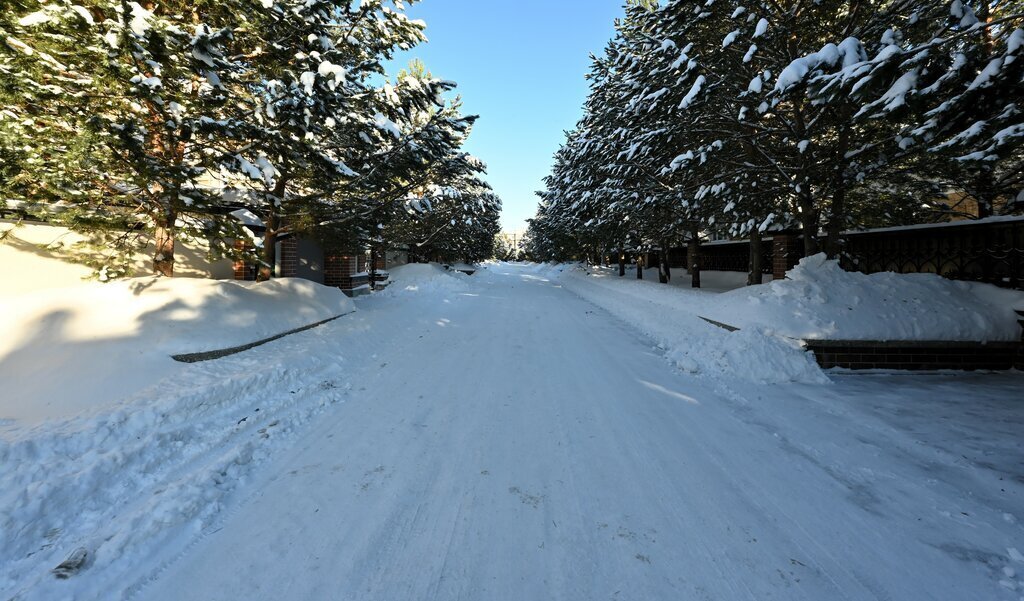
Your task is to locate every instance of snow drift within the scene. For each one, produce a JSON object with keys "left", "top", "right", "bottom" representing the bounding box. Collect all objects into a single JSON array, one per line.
[
  {"left": 557, "top": 264, "right": 827, "bottom": 384},
  {"left": 706, "top": 254, "right": 1024, "bottom": 341},
  {"left": 0, "top": 277, "right": 355, "bottom": 422},
  {"left": 0, "top": 276, "right": 359, "bottom": 599},
  {"left": 383, "top": 262, "right": 471, "bottom": 296},
  {"left": 553, "top": 255, "right": 1023, "bottom": 383}
]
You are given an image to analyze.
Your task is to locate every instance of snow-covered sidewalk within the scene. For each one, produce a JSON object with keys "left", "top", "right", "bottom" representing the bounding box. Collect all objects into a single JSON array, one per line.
[{"left": 2, "top": 263, "right": 1023, "bottom": 600}]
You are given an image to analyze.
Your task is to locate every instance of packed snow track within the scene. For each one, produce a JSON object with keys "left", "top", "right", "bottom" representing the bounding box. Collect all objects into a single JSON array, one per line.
[{"left": 4, "top": 263, "right": 1023, "bottom": 601}]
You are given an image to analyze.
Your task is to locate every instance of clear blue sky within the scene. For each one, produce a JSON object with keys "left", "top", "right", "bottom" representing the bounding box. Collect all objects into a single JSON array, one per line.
[{"left": 386, "top": 1, "right": 625, "bottom": 233}]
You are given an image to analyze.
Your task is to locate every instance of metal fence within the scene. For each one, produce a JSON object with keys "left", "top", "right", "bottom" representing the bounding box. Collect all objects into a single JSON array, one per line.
[
  {"left": 841, "top": 218, "right": 1024, "bottom": 289},
  {"left": 660, "top": 217, "right": 1024, "bottom": 289}
]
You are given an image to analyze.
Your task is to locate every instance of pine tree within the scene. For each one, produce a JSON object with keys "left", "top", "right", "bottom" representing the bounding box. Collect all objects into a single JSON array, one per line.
[
  {"left": 796, "top": 1, "right": 1024, "bottom": 218},
  {"left": 4, "top": 0, "right": 252, "bottom": 277}
]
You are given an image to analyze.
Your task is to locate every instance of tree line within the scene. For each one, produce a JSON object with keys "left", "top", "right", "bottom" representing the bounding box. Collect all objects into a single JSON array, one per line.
[
  {"left": 525, "top": 0, "right": 1023, "bottom": 286},
  {"left": 1, "top": 0, "right": 501, "bottom": 280}
]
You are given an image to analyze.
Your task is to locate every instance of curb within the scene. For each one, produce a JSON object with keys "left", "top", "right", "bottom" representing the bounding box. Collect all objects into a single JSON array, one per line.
[{"left": 171, "top": 311, "right": 355, "bottom": 363}]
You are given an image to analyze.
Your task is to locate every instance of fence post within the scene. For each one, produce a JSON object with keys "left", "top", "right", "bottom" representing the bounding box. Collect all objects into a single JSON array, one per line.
[
  {"left": 232, "top": 239, "right": 257, "bottom": 281},
  {"left": 772, "top": 230, "right": 801, "bottom": 280}
]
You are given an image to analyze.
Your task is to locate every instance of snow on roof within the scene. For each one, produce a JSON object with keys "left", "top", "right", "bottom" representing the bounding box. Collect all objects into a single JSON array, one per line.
[
  {"left": 230, "top": 208, "right": 265, "bottom": 228},
  {"left": 844, "top": 214, "right": 1024, "bottom": 235}
]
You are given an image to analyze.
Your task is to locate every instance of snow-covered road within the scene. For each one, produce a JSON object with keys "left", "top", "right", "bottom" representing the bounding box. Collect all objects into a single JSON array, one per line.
[{"left": 120, "top": 263, "right": 1023, "bottom": 601}]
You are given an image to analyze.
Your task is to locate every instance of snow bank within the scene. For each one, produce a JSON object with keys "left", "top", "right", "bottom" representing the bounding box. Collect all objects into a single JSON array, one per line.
[
  {"left": 448, "top": 262, "right": 478, "bottom": 273},
  {"left": 0, "top": 277, "right": 354, "bottom": 423},
  {"left": 549, "top": 255, "right": 1022, "bottom": 382},
  {"left": 0, "top": 276, "right": 358, "bottom": 598},
  {"left": 518, "top": 262, "right": 575, "bottom": 279},
  {"left": 383, "top": 262, "right": 470, "bottom": 296},
  {"left": 706, "top": 254, "right": 1024, "bottom": 341},
  {"left": 557, "top": 265, "right": 827, "bottom": 384}
]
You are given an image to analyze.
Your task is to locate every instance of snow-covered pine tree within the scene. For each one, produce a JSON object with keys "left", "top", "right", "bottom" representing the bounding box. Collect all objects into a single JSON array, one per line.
[
  {"left": 596, "top": 18, "right": 673, "bottom": 279},
  {"left": 611, "top": 0, "right": 743, "bottom": 286},
  {"left": 399, "top": 174, "right": 501, "bottom": 263},
  {"left": 221, "top": 0, "right": 435, "bottom": 281},
  {"left": 796, "top": 1, "right": 1024, "bottom": 219},
  {"left": 4, "top": 0, "right": 252, "bottom": 277},
  {"left": 659, "top": 0, "right": 791, "bottom": 283},
  {"left": 308, "top": 62, "right": 489, "bottom": 266}
]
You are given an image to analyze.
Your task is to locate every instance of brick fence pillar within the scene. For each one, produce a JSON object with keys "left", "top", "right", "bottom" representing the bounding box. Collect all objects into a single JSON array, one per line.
[
  {"left": 324, "top": 254, "right": 346, "bottom": 288},
  {"left": 233, "top": 239, "right": 257, "bottom": 281},
  {"left": 772, "top": 231, "right": 801, "bottom": 280},
  {"left": 324, "top": 254, "right": 357, "bottom": 289},
  {"left": 279, "top": 237, "right": 299, "bottom": 278}
]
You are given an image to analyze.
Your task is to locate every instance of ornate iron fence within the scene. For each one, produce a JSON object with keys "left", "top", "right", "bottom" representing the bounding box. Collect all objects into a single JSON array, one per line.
[
  {"left": 657, "top": 217, "right": 1024, "bottom": 290},
  {"left": 841, "top": 218, "right": 1024, "bottom": 289},
  {"left": 698, "top": 239, "right": 773, "bottom": 274}
]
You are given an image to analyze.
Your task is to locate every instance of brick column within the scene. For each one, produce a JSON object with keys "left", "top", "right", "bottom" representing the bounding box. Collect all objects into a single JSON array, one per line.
[
  {"left": 323, "top": 254, "right": 353, "bottom": 288},
  {"left": 772, "top": 231, "right": 801, "bottom": 280},
  {"left": 279, "top": 237, "right": 299, "bottom": 278},
  {"left": 233, "top": 239, "right": 257, "bottom": 281}
]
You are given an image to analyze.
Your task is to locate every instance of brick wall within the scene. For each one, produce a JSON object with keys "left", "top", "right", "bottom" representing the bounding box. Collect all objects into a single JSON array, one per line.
[
  {"left": 233, "top": 239, "right": 257, "bottom": 281},
  {"left": 324, "top": 254, "right": 356, "bottom": 287},
  {"left": 804, "top": 340, "right": 1022, "bottom": 371},
  {"left": 279, "top": 237, "right": 299, "bottom": 278},
  {"left": 324, "top": 254, "right": 369, "bottom": 296},
  {"left": 772, "top": 232, "right": 802, "bottom": 281}
]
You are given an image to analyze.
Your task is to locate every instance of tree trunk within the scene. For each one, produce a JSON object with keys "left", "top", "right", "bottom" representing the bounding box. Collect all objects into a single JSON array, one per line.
[
  {"left": 748, "top": 227, "right": 763, "bottom": 285},
  {"left": 153, "top": 206, "right": 176, "bottom": 277},
  {"left": 258, "top": 206, "right": 280, "bottom": 282},
  {"left": 798, "top": 193, "right": 819, "bottom": 257},
  {"left": 825, "top": 121, "right": 851, "bottom": 259},
  {"left": 823, "top": 188, "right": 847, "bottom": 259},
  {"left": 258, "top": 179, "right": 288, "bottom": 282},
  {"left": 976, "top": 194, "right": 994, "bottom": 219},
  {"left": 973, "top": 166, "right": 996, "bottom": 219},
  {"left": 688, "top": 227, "right": 701, "bottom": 289},
  {"left": 636, "top": 253, "right": 643, "bottom": 280},
  {"left": 824, "top": 185, "right": 846, "bottom": 259},
  {"left": 658, "top": 242, "right": 670, "bottom": 284},
  {"left": 791, "top": 102, "right": 819, "bottom": 257},
  {"left": 618, "top": 246, "right": 626, "bottom": 277},
  {"left": 369, "top": 247, "right": 379, "bottom": 290},
  {"left": 973, "top": 3, "right": 996, "bottom": 220}
]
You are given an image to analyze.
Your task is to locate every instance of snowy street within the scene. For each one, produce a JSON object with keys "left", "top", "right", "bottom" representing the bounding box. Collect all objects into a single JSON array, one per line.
[
  {"left": 31, "top": 263, "right": 1012, "bottom": 601},
  {"left": 6, "top": 0, "right": 1024, "bottom": 598}
]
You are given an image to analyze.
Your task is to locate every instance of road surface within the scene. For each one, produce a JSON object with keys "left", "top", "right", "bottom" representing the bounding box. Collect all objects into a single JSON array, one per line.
[{"left": 128, "top": 263, "right": 1022, "bottom": 600}]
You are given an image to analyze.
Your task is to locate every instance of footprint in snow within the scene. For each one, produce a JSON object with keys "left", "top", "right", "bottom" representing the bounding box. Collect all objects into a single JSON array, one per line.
[{"left": 508, "top": 486, "right": 545, "bottom": 508}]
